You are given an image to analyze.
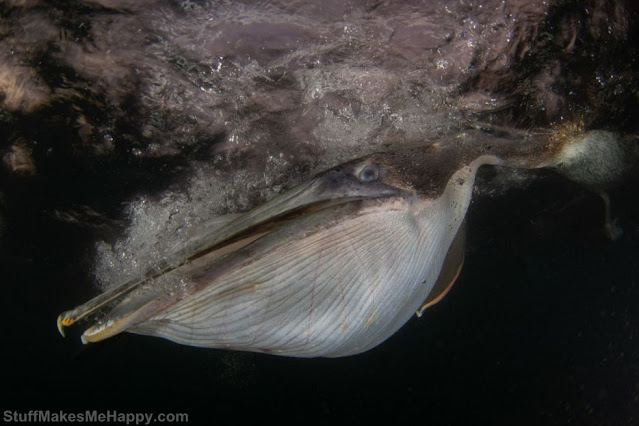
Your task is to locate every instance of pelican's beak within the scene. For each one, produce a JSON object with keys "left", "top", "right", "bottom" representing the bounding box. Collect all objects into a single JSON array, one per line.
[{"left": 57, "top": 162, "right": 408, "bottom": 343}]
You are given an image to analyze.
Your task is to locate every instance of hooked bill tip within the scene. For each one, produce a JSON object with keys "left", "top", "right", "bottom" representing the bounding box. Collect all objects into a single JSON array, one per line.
[
  {"left": 56, "top": 315, "right": 66, "bottom": 338},
  {"left": 56, "top": 312, "right": 77, "bottom": 338}
]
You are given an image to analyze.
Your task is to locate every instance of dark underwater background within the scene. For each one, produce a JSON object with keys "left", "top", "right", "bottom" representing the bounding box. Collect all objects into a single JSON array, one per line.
[
  {"left": 3, "top": 154, "right": 638, "bottom": 425},
  {"left": 1, "top": 0, "right": 639, "bottom": 424}
]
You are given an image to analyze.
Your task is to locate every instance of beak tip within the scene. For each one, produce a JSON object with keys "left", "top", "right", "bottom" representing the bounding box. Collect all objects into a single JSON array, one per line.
[
  {"left": 80, "top": 319, "right": 116, "bottom": 344},
  {"left": 80, "top": 324, "right": 100, "bottom": 344},
  {"left": 56, "top": 315, "right": 67, "bottom": 338}
]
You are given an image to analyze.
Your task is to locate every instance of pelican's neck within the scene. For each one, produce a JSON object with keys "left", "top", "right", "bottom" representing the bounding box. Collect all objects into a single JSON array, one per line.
[{"left": 439, "top": 154, "right": 502, "bottom": 222}]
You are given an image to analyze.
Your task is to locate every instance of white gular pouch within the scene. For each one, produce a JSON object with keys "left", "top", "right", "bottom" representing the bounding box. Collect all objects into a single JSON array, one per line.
[{"left": 128, "top": 155, "right": 500, "bottom": 357}]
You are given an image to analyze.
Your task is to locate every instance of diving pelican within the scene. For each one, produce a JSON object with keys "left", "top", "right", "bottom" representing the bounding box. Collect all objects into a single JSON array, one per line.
[{"left": 57, "top": 127, "right": 634, "bottom": 357}]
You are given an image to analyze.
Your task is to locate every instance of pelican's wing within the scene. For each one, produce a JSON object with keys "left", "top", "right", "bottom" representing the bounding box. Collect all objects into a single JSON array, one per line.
[{"left": 416, "top": 223, "right": 465, "bottom": 317}]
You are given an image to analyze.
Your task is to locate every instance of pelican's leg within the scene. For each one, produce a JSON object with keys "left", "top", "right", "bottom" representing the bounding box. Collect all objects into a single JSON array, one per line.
[{"left": 600, "top": 191, "right": 623, "bottom": 241}]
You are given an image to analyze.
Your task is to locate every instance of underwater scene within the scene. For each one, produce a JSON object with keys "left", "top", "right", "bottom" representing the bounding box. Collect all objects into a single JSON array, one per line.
[{"left": 1, "top": 0, "right": 638, "bottom": 424}]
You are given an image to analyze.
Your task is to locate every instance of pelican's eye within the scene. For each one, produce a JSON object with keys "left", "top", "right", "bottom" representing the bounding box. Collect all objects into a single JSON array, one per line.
[{"left": 358, "top": 164, "right": 380, "bottom": 182}]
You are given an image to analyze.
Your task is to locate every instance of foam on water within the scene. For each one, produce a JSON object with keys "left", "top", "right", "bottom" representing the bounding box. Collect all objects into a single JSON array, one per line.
[
  {"left": 83, "top": 0, "right": 636, "bottom": 291},
  {"left": 94, "top": 157, "right": 278, "bottom": 290},
  {"left": 87, "top": 2, "right": 509, "bottom": 290}
]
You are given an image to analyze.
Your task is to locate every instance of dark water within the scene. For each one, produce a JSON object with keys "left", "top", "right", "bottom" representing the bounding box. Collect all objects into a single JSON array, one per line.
[
  {"left": 1, "top": 0, "right": 639, "bottom": 424},
  {"left": 2, "top": 166, "right": 638, "bottom": 424}
]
